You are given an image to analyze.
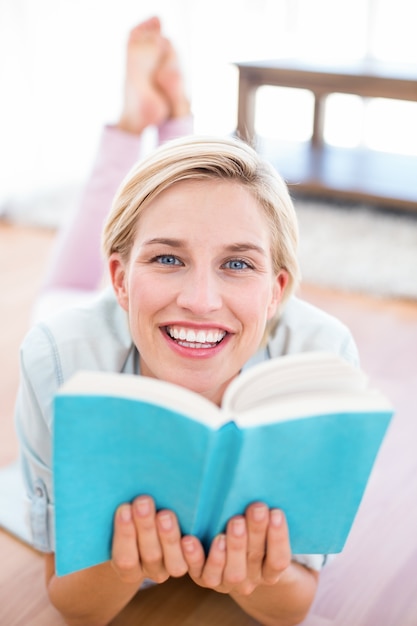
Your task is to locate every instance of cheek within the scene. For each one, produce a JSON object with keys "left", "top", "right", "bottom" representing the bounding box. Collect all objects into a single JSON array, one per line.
[
  {"left": 237, "top": 287, "right": 272, "bottom": 327},
  {"left": 127, "top": 277, "right": 170, "bottom": 319}
]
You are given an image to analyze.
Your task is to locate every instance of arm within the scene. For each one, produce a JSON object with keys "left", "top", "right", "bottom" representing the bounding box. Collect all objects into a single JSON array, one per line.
[
  {"left": 45, "top": 498, "right": 317, "bottom": 626},
  {"left": 16, "top": 320, "right": 315, "bottom": 626},
  {"left": 44, "top": 555, "right": 142, "bottom": 626},
  {"left": 14, "top": 316, "right": 172, "bottom": 625},
  {"left": 182, "top": 503, "right": 319, "bottom": 626},
  {"left": 45, "top": 497, "right": 188, "bottom": 626},
  {"left": 230, "top": 562, "right": 318, "bottom": 626}
]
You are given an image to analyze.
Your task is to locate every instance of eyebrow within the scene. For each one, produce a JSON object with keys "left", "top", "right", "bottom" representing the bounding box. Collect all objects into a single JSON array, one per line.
[
  {"left": 142, "top": 238, "right": 185, "bottom": 248},
  {"left": 142, "top": 238, "right": 267, "bottom": 256},
  {"left": 226, "top": 242, "right": 267, "bottom": 256}
]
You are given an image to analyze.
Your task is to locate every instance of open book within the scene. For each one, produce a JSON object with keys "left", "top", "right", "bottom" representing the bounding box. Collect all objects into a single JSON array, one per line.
[{"left": 53, "top": 351, "right": 393, "bottom": 576}]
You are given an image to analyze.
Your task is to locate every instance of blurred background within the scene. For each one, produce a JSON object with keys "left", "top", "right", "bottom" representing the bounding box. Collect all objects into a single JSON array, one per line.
[
  {"left": 1, "top": 0, "right": 417, "bottom": 210},
  {"left": 1, "top": 3, "right": 417, "bottom": 623}
]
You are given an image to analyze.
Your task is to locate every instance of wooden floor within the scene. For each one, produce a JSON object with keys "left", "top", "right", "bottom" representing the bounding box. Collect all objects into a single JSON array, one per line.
[{"left": 1, "top": 221, "right": 417, "bottom": 625}]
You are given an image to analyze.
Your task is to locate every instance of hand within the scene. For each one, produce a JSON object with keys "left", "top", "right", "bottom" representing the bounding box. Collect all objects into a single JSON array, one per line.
[
  {"left": 111, "top": 495, "right": 188, "bottom": 584},
  {"left": 181, "top": 502, "right": 292, "bottom": 596}
]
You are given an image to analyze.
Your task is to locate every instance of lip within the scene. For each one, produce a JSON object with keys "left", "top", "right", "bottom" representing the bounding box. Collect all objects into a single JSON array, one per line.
[
  {"left": 161, "top": 321, "right": 233, "bottom": 332},
  {"left": 159, "top": 323, "right": 232, "bottom": 359}
]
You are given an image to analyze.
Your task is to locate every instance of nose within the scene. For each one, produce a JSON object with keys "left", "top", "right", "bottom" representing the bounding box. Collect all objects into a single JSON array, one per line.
[{"left": 176, "top": 267, "right": 223, "bottom": 314}]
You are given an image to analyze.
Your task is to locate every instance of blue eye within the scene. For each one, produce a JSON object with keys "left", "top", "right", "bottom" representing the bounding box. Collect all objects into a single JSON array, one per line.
[
  {"left": 154, "top": 255, "right": 182, "bottom": 266},
  {"left": 224, "top": 259, "right": 251, "bottom": 270}
]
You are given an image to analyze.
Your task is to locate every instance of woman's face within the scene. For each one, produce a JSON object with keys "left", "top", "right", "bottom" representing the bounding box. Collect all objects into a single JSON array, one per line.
[{"left": 110, "top": 178, "right": 288, "bottom": 405}]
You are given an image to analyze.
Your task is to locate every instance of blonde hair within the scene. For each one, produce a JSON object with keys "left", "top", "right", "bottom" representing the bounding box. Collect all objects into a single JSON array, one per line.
[{"left": 102, "top": 135, "right": 301, "bottom": 328}]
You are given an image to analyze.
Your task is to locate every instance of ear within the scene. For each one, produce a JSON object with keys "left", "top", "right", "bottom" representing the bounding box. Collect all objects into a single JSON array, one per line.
[
  {"left": 108, "top": 252, "right": 129, "bottom": 312},
  {"left": 267, "top": 270, "right": 289, "bottom": 320}
]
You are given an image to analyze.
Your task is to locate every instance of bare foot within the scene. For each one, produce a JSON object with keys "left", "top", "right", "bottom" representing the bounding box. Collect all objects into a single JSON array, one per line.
[
  {"left": 117, "top": 17, "right": 170, "bottom": 134},
  {"left": 155, "top": 38, "right": 191, "bottom": 119}
]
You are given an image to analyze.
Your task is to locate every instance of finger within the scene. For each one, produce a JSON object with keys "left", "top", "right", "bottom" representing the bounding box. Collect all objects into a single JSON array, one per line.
[
  {"left": 246, "top": 502, "right": 269, "bottom": 581},
  {"left": 111, "top": 504, "right": 143, "bottom": 583},
  {"left": 198, "top": 534, "right": 227, "bottom": 588},
  {"left": 132, "top": 496, "right": 167, "bottom": 582},
  {"left": 223, "top": 516, "right": 248, "bottom": 589},
  {"left": 181, "top": 535, "right": 206, "bottom": 579},
  {"left": 263, "top": 509, "right": 292, "bottom": 584},
  {"left": 156, "top": 510, "right": 188, "bottom": 578}
]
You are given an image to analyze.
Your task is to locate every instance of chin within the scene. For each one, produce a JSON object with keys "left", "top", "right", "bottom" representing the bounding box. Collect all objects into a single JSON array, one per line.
[{"left": 165, "top": 369, "right": 223, "bottom": 399}]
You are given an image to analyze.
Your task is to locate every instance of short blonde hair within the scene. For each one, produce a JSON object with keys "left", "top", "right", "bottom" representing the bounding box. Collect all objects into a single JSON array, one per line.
[{"left": 102, "top": 135, "right": 301, "bottom": 325}]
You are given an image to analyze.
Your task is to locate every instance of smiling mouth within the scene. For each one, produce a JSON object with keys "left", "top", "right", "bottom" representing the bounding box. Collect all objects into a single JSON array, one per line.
[{"left": 164, "top": 325, "right": 227, "bottom": 349}]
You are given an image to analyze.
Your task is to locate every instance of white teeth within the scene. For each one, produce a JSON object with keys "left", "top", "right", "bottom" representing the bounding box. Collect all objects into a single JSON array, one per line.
[
  {"left": 196, "top": 330, "right": 206, "bottom": 343},
  {"left": 167, "top": 326, "right": 226, "bottom": 345},
  {"left": 187, "top": 329, "right": 196, "bottom": 342}
]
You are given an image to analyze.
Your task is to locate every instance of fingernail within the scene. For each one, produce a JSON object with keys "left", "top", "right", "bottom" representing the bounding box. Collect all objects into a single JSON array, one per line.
[
  {"left": 135, "top": 497, "right": 151, "bottom": 516},
  {"left": 253, "top": 504, "right": 267, "bottom": 522},
  {"left": 158, "top": 513, "right": 173, "bottom": 531},
  {"left": 271, "top": 510, "right": 283, "bottom": 527},
  {"left": 182, "top": 537, "right": 195, "bottom": 553},
  {"left": 217, "top": 534, "right": 226, "bottom": 551},
  {"left": 120, "top": 505, "right": 132, "bottom": 522},
  {"left": 232, "top": 518, "right": 245, "bottom": 537}
]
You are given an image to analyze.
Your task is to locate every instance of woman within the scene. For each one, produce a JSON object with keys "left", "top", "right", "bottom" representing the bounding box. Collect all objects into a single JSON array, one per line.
[{"left": 16, "top": 135, "right": 359, "bottom": 626}]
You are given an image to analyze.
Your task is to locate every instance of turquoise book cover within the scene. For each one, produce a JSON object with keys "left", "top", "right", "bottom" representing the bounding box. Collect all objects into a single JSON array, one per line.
[{"left": 53, "top": 364, "right": 393, "bottom": 576}]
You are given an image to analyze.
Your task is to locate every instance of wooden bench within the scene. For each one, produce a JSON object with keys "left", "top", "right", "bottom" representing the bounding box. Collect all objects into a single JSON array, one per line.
[{"left": 235, "top": 59, "right": 417, "bottom": 210}]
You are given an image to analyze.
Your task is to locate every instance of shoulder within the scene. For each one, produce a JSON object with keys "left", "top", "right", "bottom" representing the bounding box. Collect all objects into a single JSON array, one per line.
[
  {"left": 20, "top": 288, "right": 132, "bottom": 387},
  {"left": 268, "top": 296, "right": 359, "bottom": 366}
]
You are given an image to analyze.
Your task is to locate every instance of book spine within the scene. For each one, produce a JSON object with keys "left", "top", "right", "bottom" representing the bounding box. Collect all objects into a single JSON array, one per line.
[{"left": 192, "top": 422, "right": 242, "bottom": 551}]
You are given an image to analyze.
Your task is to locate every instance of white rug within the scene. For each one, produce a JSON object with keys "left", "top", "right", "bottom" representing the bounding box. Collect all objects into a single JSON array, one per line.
[
  {"left": 2, "top": 188, "right": 417, "bottom": 300},
  {"left": 294, "top": 198, "right": 417, "bottom": 300}
]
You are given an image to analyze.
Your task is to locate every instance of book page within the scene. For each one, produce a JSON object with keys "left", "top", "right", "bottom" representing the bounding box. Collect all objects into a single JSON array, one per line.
[
  {"left": 222, "top": 351, "right": 370, "bottom": 415},
  {"left": 232, "top": 388, "right": 393, "bottom": 427}
]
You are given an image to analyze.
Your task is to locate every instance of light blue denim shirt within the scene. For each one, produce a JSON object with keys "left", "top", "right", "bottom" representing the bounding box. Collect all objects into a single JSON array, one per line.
[{"left": 15, "top": 287, "right": 359, "bottom": 571}]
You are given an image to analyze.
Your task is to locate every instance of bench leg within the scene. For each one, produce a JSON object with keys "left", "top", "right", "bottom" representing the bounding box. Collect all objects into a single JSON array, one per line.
[
  {"left": 312, "top": 92, "right": 327, "bottom": 148},
  {"left": 237, "top": 76, "right": 257, "bottom": 144}
]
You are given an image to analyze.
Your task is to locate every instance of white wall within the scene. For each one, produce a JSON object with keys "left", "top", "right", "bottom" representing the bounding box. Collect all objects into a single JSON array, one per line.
[{"left": 0, "top": 0, "right": 416, "bottom": 207}]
